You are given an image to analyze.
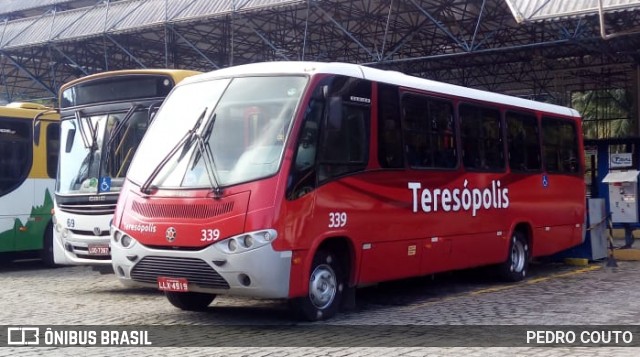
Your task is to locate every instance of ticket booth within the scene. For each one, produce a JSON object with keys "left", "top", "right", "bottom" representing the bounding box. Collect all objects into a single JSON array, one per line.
[{"left": 602, "top": 168, "right": 639, "bottom": 224}]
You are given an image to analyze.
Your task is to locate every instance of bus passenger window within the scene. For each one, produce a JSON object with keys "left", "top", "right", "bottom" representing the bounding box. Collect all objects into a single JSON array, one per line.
[
  {"left": 542, "top": 117, "right": 579, "bottom": 174},
  {"left": 400, "top": 93, "right": 456, "bottom": 169},
  {"left": 460, "top": 104, "right": 504, "bottom": 171},
  {"left": 506, "top": 111, "right": 540, "bottom": 172},
  {"left": 0, "top": 120, "right": 32, "bottom": 197}
]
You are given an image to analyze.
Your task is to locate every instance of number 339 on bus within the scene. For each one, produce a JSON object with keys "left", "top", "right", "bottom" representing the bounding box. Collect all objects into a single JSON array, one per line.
[
  {"left": 328, "top": 212, "right": 348, "bottom": 228},
  {"left": 200, "top": 229, "right": 221, "bottom": 241}
]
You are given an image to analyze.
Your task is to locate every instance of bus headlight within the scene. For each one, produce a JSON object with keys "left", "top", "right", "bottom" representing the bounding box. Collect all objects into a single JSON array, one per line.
[
  {"left": 55, "top": 223, "right": 62, "bottom": 233},
  {"left": 215, "top": 229, "right": 277, "bottom": 254},
  {"left": 228, "top": 239, "right": 237, "bottom": 252},
  {"left": 242, "top": 235, "right": 254, "bottom": 248},
  {"left": 62, "top": 228, "right": 69, "bottom": 238},
  {"left": 121, "top": 235, "right": 133, "bottom": 248},
  {"left": 113, "top": 231, "right": 121, "bottom": 243}
]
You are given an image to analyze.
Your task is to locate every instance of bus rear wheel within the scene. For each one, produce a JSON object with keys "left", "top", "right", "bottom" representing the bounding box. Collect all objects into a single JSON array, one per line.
[
  {"left": 499, "top": 231, "right": 529, "bottom": 282},
  {"left": 165, "top": 291, "right": 216, "bottom": 311},
  {"left": 291, "top": 249, "right": 344, "bottom": 321}
]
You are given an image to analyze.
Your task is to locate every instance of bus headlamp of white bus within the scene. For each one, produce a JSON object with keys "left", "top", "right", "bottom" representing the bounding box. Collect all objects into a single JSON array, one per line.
[
  {"left": 214, "top": 229, "right": 277, "bottom": 254},
  {"left": 62, "top": 228, "right": 70, "bottom": 238}
]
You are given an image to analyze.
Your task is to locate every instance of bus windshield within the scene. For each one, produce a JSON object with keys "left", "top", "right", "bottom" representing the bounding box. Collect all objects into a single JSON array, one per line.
[
  {"left": 128, "top": 75, "right": 307, "bottom": 189},
  {"left": 57, "top": 107, "right": 149, "bottom": 195}
]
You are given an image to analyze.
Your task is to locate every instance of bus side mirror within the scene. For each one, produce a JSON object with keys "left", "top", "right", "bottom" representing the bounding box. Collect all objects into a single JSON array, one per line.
[
  {"left": 65, "top": 128, "right": 76, "bottom": 153},
  {"left": 327, "top": 96, "right": 343, "bottom": 131},
  {"left": 33, "top": 119, "right": 41, "bottom": 146}
]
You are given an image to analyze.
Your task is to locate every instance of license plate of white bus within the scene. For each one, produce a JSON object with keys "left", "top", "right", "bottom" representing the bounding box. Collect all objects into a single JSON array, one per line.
[
  {"left": 87, "top": 244, "right": 110, "bottom": 255},
  {"left": 157, "top": 277, "right": 189, "bottom": 292}
]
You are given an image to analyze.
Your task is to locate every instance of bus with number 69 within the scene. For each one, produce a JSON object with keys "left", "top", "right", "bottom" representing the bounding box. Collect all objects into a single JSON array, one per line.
[
  {"left": 0, "top": 102, "right": 60, "bottom": 265},
  {"left": 53, "top": 69, "right": 200, "bottom": 267},
  {"left": 109, "top": 62, "right": 584, "bottom": 320}
]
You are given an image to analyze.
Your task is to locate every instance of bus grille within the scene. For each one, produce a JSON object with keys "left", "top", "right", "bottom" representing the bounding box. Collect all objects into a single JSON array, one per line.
[
  {"left": 58, "top": 203, "right": 116, "bottom": 215},
  {"left": 130, "top": 256, "right": 230, "bottom": 289},
  {"left": 131, "top": 201, "right": 234, "bottom": 219}
]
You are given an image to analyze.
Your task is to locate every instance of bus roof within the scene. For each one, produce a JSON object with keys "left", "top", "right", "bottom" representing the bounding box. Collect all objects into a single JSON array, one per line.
[
  {"left": 59, "top": 68, "right": 202, "bottom": 94},
  {"left": 0, "top": 103, "right": 59, "bottom": 120},
  {"left": 182, "top": 61, "right": 580, "bottom": 118}
]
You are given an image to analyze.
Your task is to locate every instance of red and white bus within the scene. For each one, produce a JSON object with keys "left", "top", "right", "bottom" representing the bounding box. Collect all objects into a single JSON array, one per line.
[{"left": 110, "top": 62, "right": 585, "bottom": 320}]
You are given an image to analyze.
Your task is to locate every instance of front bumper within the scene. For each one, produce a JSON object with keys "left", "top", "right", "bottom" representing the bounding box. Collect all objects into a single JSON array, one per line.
[
  {"left": 52, "top": 211, "right": 112, "bottom": 266},
  {"left": 111, "top": 228, "right": 292, "bottom": 299}
]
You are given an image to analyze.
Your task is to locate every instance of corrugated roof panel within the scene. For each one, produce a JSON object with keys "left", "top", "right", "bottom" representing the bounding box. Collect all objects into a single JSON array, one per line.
[
  {"left": 0, "top": 0, "right": 70, "bottom": 16},
  {"left": 169, "top": 0, "right": 235, "bottom": 22},
  {"left": 5, "top": 17, "right": 56, "bottom": 47},
  {"left": 104, "top": 1, "right": 166, "bottom": 32},
  {"left": 0, "top": 0, "right": 305, "bottom": 49},
  {"left": 0, "top": 16, "right": 51, "bottom": 47},
  {"left": 506, "top": 0, "right": 640, "bottom": 23},
  {"left": 53, "top": 7, "right": 109, "bottom": 41}
]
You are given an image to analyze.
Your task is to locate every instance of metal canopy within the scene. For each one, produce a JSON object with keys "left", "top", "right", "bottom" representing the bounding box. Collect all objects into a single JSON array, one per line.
[
  {"left": 505, "top": 0, "right": 640, "bottom": 23},
  {"left": 0, "top": 0, "right": 639, "bottom": 109}
]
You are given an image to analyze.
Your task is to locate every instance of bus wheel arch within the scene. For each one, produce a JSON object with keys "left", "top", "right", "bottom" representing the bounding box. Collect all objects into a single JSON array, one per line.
[
  {"left": 291, "top": 236, "right": 354, "bottom": 321},
  {"left": 499, "top": 224, "right": 531, "bottom": 282}
]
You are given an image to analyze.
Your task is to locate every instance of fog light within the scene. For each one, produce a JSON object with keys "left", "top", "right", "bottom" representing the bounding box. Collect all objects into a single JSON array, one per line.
[
  {"left": 238, "top": 274, "right": 251, "bottom": 287},
  {"left": 242, "top": 235, "right": 254, "bottom": 248},
  {"left": 228, "top": 239, "right": 237, "bottom": 252},
  {"left": 121, "top": 235, "right": 132, "bottom": 248}
]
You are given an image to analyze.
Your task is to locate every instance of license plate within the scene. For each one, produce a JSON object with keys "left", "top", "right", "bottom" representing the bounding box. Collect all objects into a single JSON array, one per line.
[
  {"left": 157, "top": 276, "right": 189, "bottom": 292},
  {"left": 87, "top": 244, "right": 110, "bottom": 256}
]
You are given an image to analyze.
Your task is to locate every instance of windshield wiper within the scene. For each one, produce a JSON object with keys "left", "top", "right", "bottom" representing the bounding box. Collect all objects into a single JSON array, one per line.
[
  {"left": 140, "top": 107, "right": 208, "bottom": 194},
  {"left": 75, "top": 110, "right": 98, "bottom": 150},
  {"left": 104, "top": 105, "right": 141, "bottom": 177},
  {"left": 106, "top": 104, "right": 141, "bottom": 150},
  {"left": 190, "top": 113, "right": 223, "bottom": 198}
]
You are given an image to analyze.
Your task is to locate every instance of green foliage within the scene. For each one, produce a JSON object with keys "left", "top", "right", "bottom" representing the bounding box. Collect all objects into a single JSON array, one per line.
[{"left": 572, "top": 89, "right": 634, "bottom": 139}]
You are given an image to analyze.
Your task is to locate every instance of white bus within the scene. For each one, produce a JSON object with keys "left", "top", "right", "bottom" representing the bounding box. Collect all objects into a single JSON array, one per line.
[{"left": 53, "top": 69, "right": 200, "bottom": 266}]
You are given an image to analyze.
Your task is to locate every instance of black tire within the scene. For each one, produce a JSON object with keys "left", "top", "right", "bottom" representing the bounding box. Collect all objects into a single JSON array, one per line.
[
  {"left": 40, "top": 222, "right": 57, "bottom": 268},
  {"left": 165, "top": 291, "right": 216, "bottom": 311},
  {"left": 498, "top": 231, "right": 529, "bottom": 282},
  {"left": 290, "top": 249, "right": 344, "bottom": 321}
]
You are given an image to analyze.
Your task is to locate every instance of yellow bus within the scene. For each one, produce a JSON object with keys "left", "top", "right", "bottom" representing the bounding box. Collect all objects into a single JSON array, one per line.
[
  {"left": 52, "top": 69, "right": 200, "bottom": 267},
  {"left": 0, "top": 102, "right": 60, "bottom": 265}
]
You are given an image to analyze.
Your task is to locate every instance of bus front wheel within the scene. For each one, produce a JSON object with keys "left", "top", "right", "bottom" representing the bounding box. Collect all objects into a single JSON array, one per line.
[
  {"left": 291, "top": 249, "right": 344, "bottom": 321},
  {"left": 499, "top": 231, "right": 529, "bottom": 282},
  {"left": 40, "top": 222, "right": 57, "bottom": 267},
  {"left": 165, "top": 291, "right": 216, "bottom": 311}
]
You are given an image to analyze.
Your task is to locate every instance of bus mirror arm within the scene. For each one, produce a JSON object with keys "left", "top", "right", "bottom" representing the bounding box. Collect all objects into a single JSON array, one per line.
[
  {"left": 148, "top": 101, "right": 163, "bottom": 124},
  {"left": 32, "top": 109, "right": 58, "bottom": 146}
]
